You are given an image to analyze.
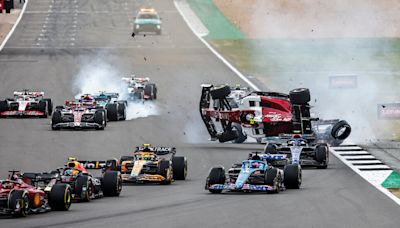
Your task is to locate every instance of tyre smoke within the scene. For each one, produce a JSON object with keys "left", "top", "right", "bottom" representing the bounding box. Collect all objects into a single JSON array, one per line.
[{"left": 72, "top": 59, "right": 158, "bottom": 120}]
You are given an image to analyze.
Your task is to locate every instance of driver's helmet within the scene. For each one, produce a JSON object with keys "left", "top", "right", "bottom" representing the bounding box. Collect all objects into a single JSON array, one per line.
[
  {"left": 65, "top": 169, "right": 78, "bottom": 176},
  {"left": 250, "top": 162, "right": 260, "bottom": 168},
  {"left": 142, "top": 144, "right": 152, "bottom": 152},
  {"left": 142, "top": 153, "right": 156, "bottom": 161},
  {"left": 251, "top": 154, "right": 261, "bottom": 161},
  {"left": 24, "top": 96, "right": 30, "bottom": 101},
  {"left": 291, "top": 134, "right": 304, "bottom": 146},
  {"left": 234, "top": 84, "right": 241, "bottom": 90}
]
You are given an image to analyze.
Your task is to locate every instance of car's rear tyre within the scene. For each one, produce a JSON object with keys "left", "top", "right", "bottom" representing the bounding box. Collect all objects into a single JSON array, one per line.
[
  {"left": 206, "top": 167, "right": 225, "bottom": 193},
  {"left": 94, "top": 110, "right": 105, "bottom": 130},
  {"left": 38, "top": 100, "right": 48, "bottom": 118},
  {"left": 8, "top": 190, "right": 29, "bottom": 217},
  {"left": 49, "top": 184, "right": 71, "bottom": 211},
  {"left": 102, "top": 171, "right": 122, "bottom": 196},
  {"left": 289, "top": 88, "right": 310, "bottom": 105},
  {"left": 264, "top": 143, "right": 278, "bottom": 153},
  {"left": 172, "top": 156, "right": 187, "bottom": 180},
  {"left": 106, "top": 103, "right": 118, "bottom": 121},
  {"left": 158, "top": 160, "right": 172, "bottom": 185},
  {"left": 0, "top": 100, "right": 8, "bottom": 114},
  {"left": 120, "top": 156, "right": 134, "bottom": 163},
  {"left": 210, "top": 85, "right": 231, "bottom": 100},
  {"left": 42, "top": 98, "right": 53, "bottom": 115},
  {"left": 231, "top": 124, "right": 247, "bottom": 143},
  {"left": 331, "top": 120, "right": 351, "bottom": 140},
  {"left": 144, "top": 83, "right": 157, "bottom": 100},
  {"left": 51, "top": 111, "right": 62, "bottom": 130},
  {"left": 264, "top": 168, "right": 280, "bottom": 194},
  {"left": 117, "top": 102, "right": 126, "bottom": 120},
  {"left": 315, "top": 144, "right": 329, "bottom": 169},
  {"left": 75, "top": 175, "right": 91, "bottom": 202},
  {"left": 284, "top": 164, "right": 302, "bottom": 189}
]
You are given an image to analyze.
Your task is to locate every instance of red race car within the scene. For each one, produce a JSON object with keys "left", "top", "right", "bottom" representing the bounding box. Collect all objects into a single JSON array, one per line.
[
  {"left": 0, "top": 171, "right": 71, "bottom": 217},
  {"left": 200, "top": 85, "right": 351, "bottom": 145}
]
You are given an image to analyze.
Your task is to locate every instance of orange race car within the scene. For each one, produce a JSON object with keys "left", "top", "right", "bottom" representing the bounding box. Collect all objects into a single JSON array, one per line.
[{"left": 119, "top": 144, "right": 187, "bottom": 184}]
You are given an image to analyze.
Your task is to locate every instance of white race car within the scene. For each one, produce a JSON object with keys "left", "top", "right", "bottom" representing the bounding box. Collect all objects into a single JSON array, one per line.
[
  {"left": 0, "top": 90, "right": 53, "bottom": 118},
  {"left": 122, "top": 75, "right": 157, "bottom": 101}
]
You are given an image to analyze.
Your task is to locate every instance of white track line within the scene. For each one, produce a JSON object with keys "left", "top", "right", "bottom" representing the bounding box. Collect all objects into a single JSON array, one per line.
[
  {"left": 0, "top": 0, "right": 29, "bottom": 51},
  {"left": 174, "top": 0, "right": 260, "bottom": 91},
  {"left": 331, "top": 146, "right": 400, "bottom": 206}
]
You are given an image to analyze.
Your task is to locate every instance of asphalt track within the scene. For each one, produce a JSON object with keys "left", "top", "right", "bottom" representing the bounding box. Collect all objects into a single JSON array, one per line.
[{"left": 0, "top": 0, "right": 400, "bottom": 227}]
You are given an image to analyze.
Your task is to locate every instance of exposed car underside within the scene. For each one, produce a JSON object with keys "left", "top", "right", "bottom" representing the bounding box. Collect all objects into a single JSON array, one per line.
[{"left": 199, "top": 85, "right": 351, "bottom": 145}]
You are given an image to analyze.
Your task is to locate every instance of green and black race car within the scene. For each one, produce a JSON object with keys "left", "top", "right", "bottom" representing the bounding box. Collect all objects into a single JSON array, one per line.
[{"left": 133, "top": 8, "right": 162, "bottom": 35}]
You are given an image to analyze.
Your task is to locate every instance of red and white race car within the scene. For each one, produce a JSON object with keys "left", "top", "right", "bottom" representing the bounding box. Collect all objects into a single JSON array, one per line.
[
  {"left": 51, "top": 100, "right": 106, "bottom": 130},
  {"left": 122, "top": 76, "right": 157, "bottom": 101},
  {"left": 200, "top": 85, "right": 351, "bottom": 145},
  {"left": 0, "top": 90, "right": 53, "bottom": 118}
]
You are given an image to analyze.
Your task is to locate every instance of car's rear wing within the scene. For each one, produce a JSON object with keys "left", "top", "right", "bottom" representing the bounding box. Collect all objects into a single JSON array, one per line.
[
  {"left": 134, "top": 146, "right": 176, "bottom": 155},
  {"left": 122, "top": 77, "right": 150, "bottom": 83},
  {"left": 13, "top": 91, "right": 44, "bottom": 97},
  {"left": 95, "top": 92, "right": 119, "bottom": 99},
  {"left": 258, "top": 153, "right": 288, "bottom": 160},
  {"left": 78, "top": 160, "right": 118, "bottom": 169}
]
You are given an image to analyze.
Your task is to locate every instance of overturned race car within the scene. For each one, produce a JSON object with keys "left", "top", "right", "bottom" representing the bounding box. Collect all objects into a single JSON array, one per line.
[{"left": 200, "top": 84, "right": 351, "bottom": 146}]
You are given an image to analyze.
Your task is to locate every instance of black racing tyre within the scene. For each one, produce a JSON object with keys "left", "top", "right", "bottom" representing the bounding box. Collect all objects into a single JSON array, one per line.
[
  {"left": 105, "top": 103, "right": 118, "bottom": 121},
  {"left": 51, "top": 111, "right": 62, "bottom": 130},
  {"left": 49, "top": 184, "right": 71, "bottom": 211},
  {"left": 144, "top": 83, "right": 157, "bottom": 100},
  {"left": 101, "top": 171, "right": 122, "bottom": 197},
  {"left": 284, "top": 164, "right": 302, "bottom": 189},
  {"left": 264, "top": 144, "right": 278, "bottom": 153},
  {"left": 207, "top": 167, "right": 225, "bottom": 193},
  {"left": 8, "top": 190, "right": 29, "bottom": 217},
  {"left": 264, "top": 168, "right": 280, "bottom": 194},
  {"left": 75, "top": 175, "right": 91, "bottom": 202},
  {"left": 159, "top": 160, "right": 172, "bottom": 185},
  {"left": 0, "top": 100, "right": 8, "bottom": 113},
  {"left": 172, "top": 156, "right": 187, "bottom": 180},
  {"left": 289, "top": 88, "right": 310, "bottom": 105},
  {"left": 331, "top": 120, "right": 351, "bottom": 140},
  {"left": 94, "top": 111, "right": 105, "bottom": 130},
  {"left": 315, "top": 144, "right": 328, "bottom": 169},
  {"left": 38, "top": 100, "right": 48, "bottom": 118},
  {"left": 210, "top": 85, "right": 231, "bottom": 100},
  {"left": 120, "top": 156, "right": 134, "bottom": 163},
  {"left": 231, "top": 124, "right": 247, "bottom": 143},
  {"left": 42, "top": 98, "right": 53, "bottom": 115},
  {"left": 117, "top": 103, "right": 126, "bottom": 121}
]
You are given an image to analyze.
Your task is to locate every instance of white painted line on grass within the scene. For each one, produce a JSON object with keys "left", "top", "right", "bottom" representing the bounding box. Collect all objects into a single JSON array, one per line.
[{"left": 0, "top": 0, "right": 29, "bottom": 51}]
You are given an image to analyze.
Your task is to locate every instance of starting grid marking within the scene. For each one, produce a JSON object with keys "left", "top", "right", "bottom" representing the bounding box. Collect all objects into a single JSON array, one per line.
[{"left": 330, "top": 145, "right": 400, "bottom": 206}]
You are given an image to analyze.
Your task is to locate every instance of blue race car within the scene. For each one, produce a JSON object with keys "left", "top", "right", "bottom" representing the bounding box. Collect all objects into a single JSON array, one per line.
[{"left": 205, "top": 152, "right": 301, "bottom": 193}]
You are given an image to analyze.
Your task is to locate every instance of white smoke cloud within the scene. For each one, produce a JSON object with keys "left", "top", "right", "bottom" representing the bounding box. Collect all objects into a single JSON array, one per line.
[{"left": 72, "top": 58, "right": 158, "bottom": 120}]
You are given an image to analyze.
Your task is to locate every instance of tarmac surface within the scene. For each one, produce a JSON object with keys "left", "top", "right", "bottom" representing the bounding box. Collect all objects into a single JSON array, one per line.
[{"left": 0, "top": 0, "right": 400, "bottom": 227}]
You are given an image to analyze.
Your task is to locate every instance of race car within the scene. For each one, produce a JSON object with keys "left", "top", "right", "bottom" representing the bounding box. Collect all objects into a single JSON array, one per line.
[
  {"left": 133, "top": 8, "right": 162, "bottom": 35},
  {"left": 263, "top": 134, "right": 329, "bottom": 169},
  {"left": 0, "top": 170, "right": 71, "bottom": 217},
  {"left": 122, "top": 76, "right": 157, "bottom": 101},
  {"left": 119, "top": 144, "right": 187, "bottom": 184},
  {"left": 205, "top": 152, "right": 301, "bottom": 194},
  {"left": 52, "top": 157, "right": 122, "bottom": 202},
  {"left": 80, "top": 93, "right": 127, "bottom": 121},
  {"left": 0, "top": 90, "right": 53, "bottom": 118},
  {"left": 51, "top": 100, "right": 106, "bottom": 130},
  {"left": 200, "top": 84, "right": 351, "bottom": 146}
]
